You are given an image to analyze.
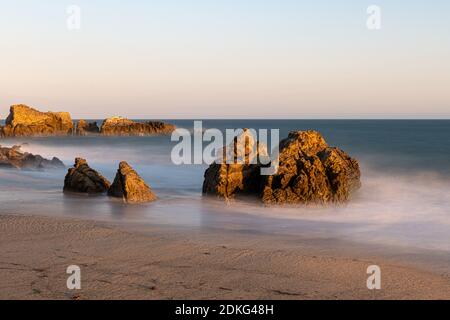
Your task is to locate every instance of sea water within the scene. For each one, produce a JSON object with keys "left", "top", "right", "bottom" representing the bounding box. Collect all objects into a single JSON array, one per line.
[{"left": 0, "top": 120, "right": 449, "bottom": 253}]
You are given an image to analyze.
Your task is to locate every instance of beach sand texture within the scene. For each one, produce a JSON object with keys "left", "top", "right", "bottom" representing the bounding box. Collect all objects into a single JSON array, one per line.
[{"left": 1, "top": 214, "right": 449, "bottom": 300}]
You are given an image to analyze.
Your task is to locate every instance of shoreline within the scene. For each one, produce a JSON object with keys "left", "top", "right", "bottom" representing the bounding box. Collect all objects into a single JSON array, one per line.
[{"left": 1, "top": 213, "right": 449, "bottom": 300}]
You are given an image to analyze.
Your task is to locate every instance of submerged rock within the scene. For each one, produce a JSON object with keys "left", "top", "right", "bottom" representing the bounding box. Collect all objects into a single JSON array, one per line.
[
  {"left": 261, "top": 131, "right": 361, "bottom": 205},
  {"left": 76, "top": 120, "right": 100, "bottom": 135},
  {"left": 108, "top": 161, "right": 157, "bottom": 203},
  {"left": 202, "top": 129, "right": 268, "bottom": 199},
  {"left": 63, "top": 158, "right": 110, "bottom": 194},
  {"left": 1, "top": 104, "right": 74, "bottom": 137},
  {"left": 100, "top": 116, "right": 175, "bottom": 136},
  {"left": 0, "top": 145, "right": 64, "bottom": 170}
]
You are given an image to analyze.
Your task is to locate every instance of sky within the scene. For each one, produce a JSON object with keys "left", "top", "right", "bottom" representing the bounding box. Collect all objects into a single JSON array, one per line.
[{"left": 0, "top": 0, "right": 449, "bottom": 119}]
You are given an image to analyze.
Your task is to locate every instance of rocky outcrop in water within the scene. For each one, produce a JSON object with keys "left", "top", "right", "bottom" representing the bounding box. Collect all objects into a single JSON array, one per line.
[
  {"left": 0, "top": 145, "right": 64, "bottom": 170},
  {"left": 100, "top": 117, "right": 175, "bottom": 136},
  {"left": 262, "top": 131, "right": 361, "bottom": 204},
  {"left": 108, "top": 161, "right": 157, "bottom": 203},
  {"left": 63, "top": 158, "right": 110, "bottom": 194},
  {"left": 1, "top": 105, "right": 74, "bottom": 137},
  {"left": 76, "top": 120, "right": 100, "bottom": 136},
  {"left": 202, "top": 130, "right": 361, "bottom": 205},
  {"left": 0, "top": 105, "right": 176, "bottom": 137},
  {"left": 202, "top": 129, "right": 268, "bottom": 199}
]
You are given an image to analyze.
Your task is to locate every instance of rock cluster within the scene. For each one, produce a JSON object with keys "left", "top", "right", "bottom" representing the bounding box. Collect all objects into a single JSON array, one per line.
[
  {"left": 0, "top": 104, "right": 175, "bottom": 137},
  {"left": 203, "top": 130, "right": 361, "bottom": 205},
  {"left": 108, "top": 161, "right": 157, "bottom": 203},
  {"left": 0, "top": 145, "right": 65, "bottom": 170},
  {"left": 100, "top": 116, "right": 176, "bottom": 136},
  {"left": 76, "top": 120, "right": 100, "bottom": 135},
  {"left": 63, "top": 158, "right": 111, "bottom": 194},
  {"left": 63, "top": 158, "right": 157, "bottom": 203},
  {"left": 1, "top": 105, "right": 73, "bottom": 137}
]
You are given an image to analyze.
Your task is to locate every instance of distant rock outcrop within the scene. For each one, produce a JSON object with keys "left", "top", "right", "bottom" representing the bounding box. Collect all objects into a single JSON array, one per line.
[
  {"left": 202, "top": 130, "right": 361, "bottom": 205},
  {"left": 76, "top": 120, "right": 100, "bottom": 136},
  {"left": 100, "top": 117, "right": 175, "bottom": 136},
  {"left": 108, "top": 161, "right": 157, "bottom": 203},
  {"left": 63, "top": 158, "right": 110, "bottom": 194},
  {"left": 261, "top": 131, "right": 361, "bottom": 205},
  {"left": 1, "top": 104, "right": 74, "bottom": 137},
  {"left": 0, "top": 145, "right": 64, "bottom": 170},
  {"left": 202, "top": 129, "right": 268, "bottom": 199}
]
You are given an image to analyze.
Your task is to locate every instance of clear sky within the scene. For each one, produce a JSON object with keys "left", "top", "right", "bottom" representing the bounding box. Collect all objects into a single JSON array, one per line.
[{"left": 0, "top": 0, "right": 449, "bottom": 118}]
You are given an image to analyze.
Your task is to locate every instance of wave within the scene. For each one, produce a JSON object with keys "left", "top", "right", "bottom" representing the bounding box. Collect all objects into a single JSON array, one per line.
[{"left": 0, "top": 133, "right": 449, "bottom": 253}]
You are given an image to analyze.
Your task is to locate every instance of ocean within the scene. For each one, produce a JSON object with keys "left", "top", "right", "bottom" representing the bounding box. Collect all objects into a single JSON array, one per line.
[{"left": 0, "top": 120, "right": 449, "bottom": 253}]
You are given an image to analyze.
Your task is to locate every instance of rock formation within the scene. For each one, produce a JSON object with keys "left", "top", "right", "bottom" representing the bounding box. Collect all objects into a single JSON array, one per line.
[
  {"left": 202, "top": 130, "right": 361, "bottom": 205},
  {"left": 76, "top": 120, "right": 100, "bottom": 135},
  {"left": 0, "top": 145, "right": 65, "bottom": 170},
  {"left": 0, "top": 105, "right": 176, "bottom": 137},
  {"left": 100, "top": 116, "right": 176, "bottom": 136},
  {"left": 63, "top": 158, "right": 110, "bottom": 194},
  {"left": 261, "top": 131, "right": 361, "bottom": 205},
  {"left": 108, "top": 161, "right": 157, "bottom": 203},
  {"left": 202, "top": 129, "right": 268, "bottom": 199},
  {"left": 1, "top": 104, "right": 74, "bottom": 137}
]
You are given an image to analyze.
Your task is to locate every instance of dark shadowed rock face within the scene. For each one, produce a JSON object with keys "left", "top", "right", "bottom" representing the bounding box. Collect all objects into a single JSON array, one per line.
[
  {"left": 63, "top": 158, "right": 110, "bottom": 194},
  {"left": 261, "top": 131, "right": 361, "bottom": 205},
  {"left": 202, "top": 129, "right": 268, "bottom": 199},
  {"left": 108, "top": 161, "right": 157, "bottom": 203},
  {"left": 100, "top": 117, "right": 175, "bottom": 136},
  {"left": 76, "top": 120, "right": 100, "bottom": 136},
  {"left": 0, "top": 145, "right": 65, "bottom": 170},
  {"left": 1, "top": 104, "right": 74, "bottom": 137}
]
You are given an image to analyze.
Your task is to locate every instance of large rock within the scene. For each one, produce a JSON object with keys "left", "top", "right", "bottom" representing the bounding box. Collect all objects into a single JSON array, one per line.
[
  {"left": 108, "top": 161, "right": 157, "bottom": 203},
  {"left": 261, "top": 131, "right": 361, "bottom": 204},
  {"left": 63, "top": 158, "right": 110, "bottom": 194},
  {"left": 1, "top": 104, "right": 74, "bottom": 137},
  {"left": 202, "top": 129, "right": 268, "bottom": 199},
  {"left": 76, "top": 120, "right": 100, "bottom": 136},
  {"left": 202, "top": 129, "right": 361, "bottom": 205},
  {"left": 0, "top": 145, "right": 64, "bottom": 170},
  {"left": 100, "top": 116, "right": 175, "bottom": 136}
]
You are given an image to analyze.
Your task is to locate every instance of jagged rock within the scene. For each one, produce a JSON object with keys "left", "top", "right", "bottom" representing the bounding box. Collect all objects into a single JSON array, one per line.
[
  {"left": 63, "top": 158, "right": 110, "bottom": 194},
  {"left": 76, "top": 120, "right": 100, "bottom": 136},
  {"left": 0, "top": 145, "right": 65, "bottom": 170},
  {"left": 202, "top": 129, "right": 268, "bottom": 199},
  {"left": 261, "top": 131, "right": 361, "bottom": 204},
  {"left": 202, "top": 130, "right": 361, "bottom": 205},
  {"left": 108, "top": 161, "right": 157, "bottom": 203},
  {"left": 1, "top": 104, "right": 74, "bottom": 137},
  {"left": 100, "top": 116, "right": 175, "bottom": 136},
  {"left": 318, "top": 147, "right": 362, "bottom": 202}
]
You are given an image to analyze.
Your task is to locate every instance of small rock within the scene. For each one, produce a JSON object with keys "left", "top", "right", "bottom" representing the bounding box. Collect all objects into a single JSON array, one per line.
[
  {"left": 63, "top": 158, "right": 110, "bottom": 194},
  {"left": 100, "top": 116, "right": 175, "bottom": 136},
  {"left": 0, "top": 145, "right": 65, "bottom": 170},
  {"left": 76, "top": 120, "right": 100, "bottom": 135},
  {"left": 108, "top": 161, "right": 157, "bottom": 203}
]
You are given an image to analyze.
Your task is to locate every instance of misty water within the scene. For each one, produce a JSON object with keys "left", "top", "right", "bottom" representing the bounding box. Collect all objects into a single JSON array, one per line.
[{"left": 0, "top": 120, "right": 449, "bottom": 253}]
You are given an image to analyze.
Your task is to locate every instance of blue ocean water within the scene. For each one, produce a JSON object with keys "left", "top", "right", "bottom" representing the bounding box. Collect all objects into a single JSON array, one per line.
[{"left": 0, "top": 120, "right": 449, "bottom": 252}]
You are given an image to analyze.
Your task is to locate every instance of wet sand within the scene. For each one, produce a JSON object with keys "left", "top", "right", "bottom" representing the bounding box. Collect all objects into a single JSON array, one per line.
[{"left": 0, "top": 214, "right": 449, "bottom": 300}]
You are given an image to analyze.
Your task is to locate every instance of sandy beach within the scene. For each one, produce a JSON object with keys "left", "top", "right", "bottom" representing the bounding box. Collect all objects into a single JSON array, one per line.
[
  {"left": 1, "top": 213, "right": 449, "bottom": 300},
  {"left": 2, "top": 0, "right": 450, "bottom": 304}
]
